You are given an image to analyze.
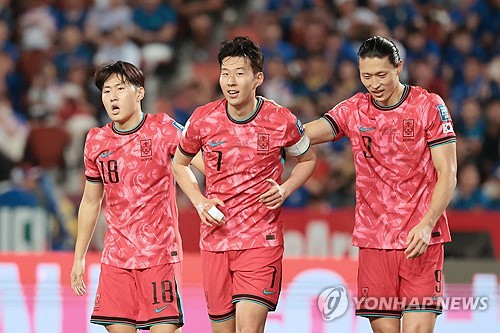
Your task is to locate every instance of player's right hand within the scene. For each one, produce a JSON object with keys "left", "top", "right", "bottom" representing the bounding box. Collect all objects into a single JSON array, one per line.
[
  {"left": 71, "top": 259, "right": 87, "bottom": 296},
  {"left": 194, "top": 198, "right": 226, "bottom": 227}
]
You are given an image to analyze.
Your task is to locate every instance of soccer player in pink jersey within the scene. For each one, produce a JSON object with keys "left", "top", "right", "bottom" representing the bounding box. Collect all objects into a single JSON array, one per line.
[
  {"left": 70, "top": 61, "right": 202, "bottom": 333},
  {"left": 172, "top": 36, "right": 317, "bottom": 333},
  {"left": 305, "top": 36, "right": 457, "bottom": 333}
]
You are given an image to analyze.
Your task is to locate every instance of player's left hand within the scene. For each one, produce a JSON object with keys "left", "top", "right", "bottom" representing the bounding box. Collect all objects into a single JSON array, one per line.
[
  {"left": 404, "top": 222, "right": 433, "bottom": 259},
  {"left": 259, "top": 179, "right": 286, "bottom": 210}
]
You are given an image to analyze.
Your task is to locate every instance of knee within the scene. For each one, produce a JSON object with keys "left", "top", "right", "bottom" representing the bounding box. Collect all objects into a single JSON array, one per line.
[
  {"left": 236, "top": 323, "right": 265, "bottom": 333},
  {"left": 370, "top": 318, "right": 401, "bottom": 333}
]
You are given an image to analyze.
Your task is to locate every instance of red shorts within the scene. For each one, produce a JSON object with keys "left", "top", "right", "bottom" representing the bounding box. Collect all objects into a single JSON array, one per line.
[
  {"left": 356, "top": 244, "right": 444, "bottom": 318},
  {"left": 91, "top": 262, "right": 184, "bottom": 329},
  {"left": 201, "top": 246, "right": 284, "bottom": 322}
]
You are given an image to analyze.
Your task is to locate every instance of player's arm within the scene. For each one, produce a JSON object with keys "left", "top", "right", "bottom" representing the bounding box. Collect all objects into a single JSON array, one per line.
[
  {"left": 260, "top": 147, "right": 317, "bottom": 210},
  {"left": 189, "top": 151, "right": 205, "bottom": 174},
  {"left": 405, "top": 142, "right": 457, "bottom": 259},
  {"left": 71, "top": 181, "right": 104, "bottom": 296},
  {"left": 172, "top": 148, "right": 224, "bottom": 226},
  {"left": 304, "top": 118, "right": 336, "bottom": 145}
]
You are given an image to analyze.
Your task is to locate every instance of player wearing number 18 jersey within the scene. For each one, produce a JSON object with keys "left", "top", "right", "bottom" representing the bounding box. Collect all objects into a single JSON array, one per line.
[
  {"left": 305, "top": 37, "right": 457, "bottom": 333},
  {"left": 173, "top": 37, "right": 317, "bottom": 333},
  {"left": 70, "top": 61, "right": 202, "bottom": 333}
]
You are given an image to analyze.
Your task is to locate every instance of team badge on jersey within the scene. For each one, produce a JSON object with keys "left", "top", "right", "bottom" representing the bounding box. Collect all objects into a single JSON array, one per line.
[
  {"left": 295, "top": 118, "right": 305, "bottom": 136},
  {"left": 437, "top": 104, "right": 450, "bottom": 122},
  {"left": 442, "top": 122, "right": 454, "bottom": 134},
  {"left": 140, "top": 139, "right": 152, "bottom": 157},
  {"left": 403, "top": 119, "right": 414, "bottom": 137},
  {"left": 257, "top": 133, "right": 270, "bottom": 152}
]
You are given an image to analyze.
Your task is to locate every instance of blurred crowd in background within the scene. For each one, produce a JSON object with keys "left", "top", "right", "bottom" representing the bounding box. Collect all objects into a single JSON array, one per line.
[{"left": 0, "top": 0, "right": 498, "bottom": 250}]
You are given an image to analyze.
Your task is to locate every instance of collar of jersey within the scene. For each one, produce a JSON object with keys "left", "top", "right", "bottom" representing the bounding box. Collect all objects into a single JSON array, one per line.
[
  {"left": 226, "top": 96, "right": 263, "bottom": 124},
  {"left": 112, "top": 112, "right": 146, "bottom": 135},
  {"left": 371, "top": 84, "right": 410, "bottom": 111}
]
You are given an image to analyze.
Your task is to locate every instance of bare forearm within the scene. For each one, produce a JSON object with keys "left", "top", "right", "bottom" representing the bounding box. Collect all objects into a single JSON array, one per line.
[
  {"left": 281, "top": 157, "right": 317, "bottom": 199},
  {"left": 423, "top": 170, "right": 457, "bottom": 227},
  {"left": 74, "top": 201, "right": 101, "bottom": 261},
  {"left": 173, "top": 164, "right": 206, "bottom": 205}
]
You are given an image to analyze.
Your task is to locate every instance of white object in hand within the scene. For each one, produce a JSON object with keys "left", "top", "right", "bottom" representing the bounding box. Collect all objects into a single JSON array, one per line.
[{"left": 207, "top": 206, "right": 225, "bottom": 222}]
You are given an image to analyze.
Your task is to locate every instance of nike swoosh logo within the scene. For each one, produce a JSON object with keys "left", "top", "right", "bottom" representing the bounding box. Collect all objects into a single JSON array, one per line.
[
  {"left": 155, "top": 305, "right": 170, "bottom": 313},
  {"left": 209, "top": 141, "right": 226, "bottom": 147},
  {"left": 263, "top": 288, "right": 276, "bottom": 295},
  {"left": 432, "top": 296, "right": 442, "bottom": 301},
  {"left": 360, "top": 126, "right": 374, "bottom": 132},
  {"left": 100, "top": 151, "right": 114, "bottom": 158}
]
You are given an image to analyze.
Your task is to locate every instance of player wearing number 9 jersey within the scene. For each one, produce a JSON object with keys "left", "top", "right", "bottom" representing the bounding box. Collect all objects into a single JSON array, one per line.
[
  {"left": 173, "top": 36, "right": 317, "bottom": 333},
  {"left": 71, "top": 61, "right": 203, "bottom": 333},
  {"left": 304, "top": 36, "right": 457, "bottom": 333}
]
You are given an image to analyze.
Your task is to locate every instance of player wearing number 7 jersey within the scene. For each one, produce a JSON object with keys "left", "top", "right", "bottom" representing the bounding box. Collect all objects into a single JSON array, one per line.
[
  {"left": 304, "top": 36, "right": 457, "bottom": 333},
  {"left": 70, "top": 61, "right": 203, "bottom": 333},
  {"left": 172, "top": 36, "right": 317, "bottom": 333}
]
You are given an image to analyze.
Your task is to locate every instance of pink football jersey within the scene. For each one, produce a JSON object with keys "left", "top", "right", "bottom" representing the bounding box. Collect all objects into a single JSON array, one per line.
[
  {"left": 179, "top": 97, "right": 310, "bottom": 251},
  {"left": 84, "top": 113, "right": 184, "bottom": 269},
  {"left": 323, "top": 85, "right": 456, "bottom": 249}
]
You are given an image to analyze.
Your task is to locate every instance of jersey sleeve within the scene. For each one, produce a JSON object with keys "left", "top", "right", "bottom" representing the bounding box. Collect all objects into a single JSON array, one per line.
[
  {"left": 178, "top": 109, "right": 202, "bottom": 157},
  {"left": 425, "top": 94, "right": 457, "bottom": 149},
  {"left": 282, "top": 111, "right": 311, "bottom": 157},
  {"left": 83, "top": 128, "right": 102, "bottom": 183},
  {"left": 160, "top": 113, "right": 185, "bottom": 157},
  {"left": 321, "top": 100, "right": 350, "bottom": 141}
]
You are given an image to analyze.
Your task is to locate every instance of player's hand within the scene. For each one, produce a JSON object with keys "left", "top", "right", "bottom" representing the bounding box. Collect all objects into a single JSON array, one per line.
[
  {"left": 259, "top": 179, "right": 286, "bottom": 210},
  {"left": 71, "top": 259, "right": 87, "bottom": 296},
  {"left": 404, "top": 222, "right": 433, "bottom": 259},
  {"left": 194, "top": 198, "right": 226, "bottom": 227}
]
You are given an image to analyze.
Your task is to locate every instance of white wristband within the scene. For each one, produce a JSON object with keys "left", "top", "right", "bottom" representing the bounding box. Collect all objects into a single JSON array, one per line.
[{"left": 207, "top": 206, "right": 225, "bottom": 222}]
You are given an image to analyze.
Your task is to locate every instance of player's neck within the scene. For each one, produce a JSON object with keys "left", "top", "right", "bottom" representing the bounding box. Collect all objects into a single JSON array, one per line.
[
  {"left": 227, "top": 97, "right": 260, "bottom": 121},
  {"left": 385, "top": 83, "right": 406, "bottom": 107},
  {"left": 113, "top": 111, "right": 144, "bottom": 132},
  {"left": 373, "top": 83, "right": 406, "bottom": 108}
]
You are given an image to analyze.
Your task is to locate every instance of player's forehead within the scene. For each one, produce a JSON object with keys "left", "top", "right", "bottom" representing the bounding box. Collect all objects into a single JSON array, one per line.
[
  {"left": 358, "top": 56, "right": 395, "bottom": 74},
  {"left": 220, "top": 56, "right": 252, "bottom": 71},
  {"left": 103, "top": 74, "right": 129, "bottom": 87}
]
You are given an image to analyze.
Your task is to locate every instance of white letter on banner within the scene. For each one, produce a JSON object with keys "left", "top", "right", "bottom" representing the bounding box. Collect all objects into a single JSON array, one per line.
[
  {"left": 35, "top": 264, "right": 62, "bottom": 333},
  {"left": 0, "top": 263, "right": 31, "bottom": 332}
]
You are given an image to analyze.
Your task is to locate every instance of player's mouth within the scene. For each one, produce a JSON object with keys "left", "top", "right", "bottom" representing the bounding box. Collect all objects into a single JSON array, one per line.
[
  {"left": 111, "top": 104, "right": 120, "bottom": 115},
  {"left": 227, "top": 90, "right": 239, "bottom": 98},
  {"left": 371, "top": 90, "right": 384, "bottom": 98}
]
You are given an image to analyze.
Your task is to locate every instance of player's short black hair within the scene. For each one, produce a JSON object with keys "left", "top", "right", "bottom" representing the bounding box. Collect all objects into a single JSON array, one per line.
[
  {"left": 217, "top": 36, "right": 264, "bottom": 74},
  {"left": 94, "top": 61, "right": 145, "bottom": 91},
  {"left": 357, "top": 36, "right": 401, "bottom": 67}
]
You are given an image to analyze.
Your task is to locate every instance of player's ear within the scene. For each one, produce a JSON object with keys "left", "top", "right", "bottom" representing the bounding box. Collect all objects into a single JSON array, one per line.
[
  {"left": 254, "top": 72, "right": 264, "bottom": 89},
  {"left": 396, "top": 60, "right": 403, "bottom": 75},
  {"left": 136, "top": 86, "right": 145, "bottom": 101}
]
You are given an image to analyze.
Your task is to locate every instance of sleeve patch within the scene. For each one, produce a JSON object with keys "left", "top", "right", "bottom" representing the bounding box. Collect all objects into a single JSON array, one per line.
[
  {"left": 437, "top": 104, "right": 450, "bottom": 122},
  {"left": 442, "top": 122, "right": 454, "bottom": 134},
  {"left": 284, "top": 135, "right": 310, "bottom": 156},
  {"left": 295, "top": 118, "right": 305, "bottom": 136},
  {"left": 172, "top": 120, "right": 184, "bottom": 132}
]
